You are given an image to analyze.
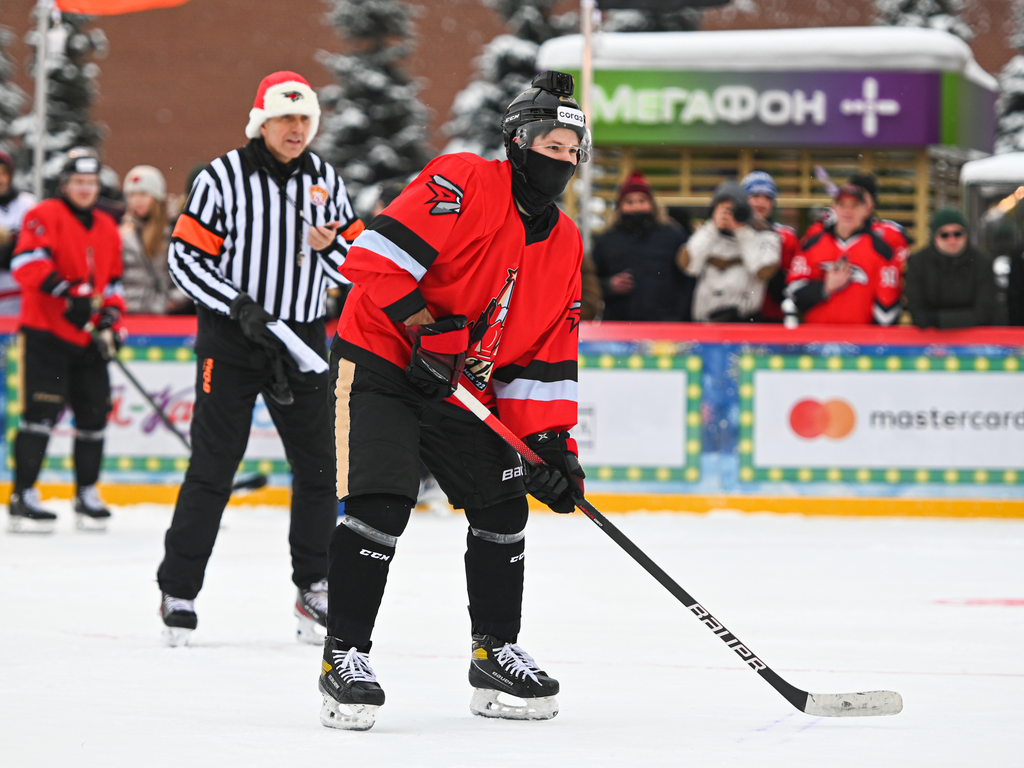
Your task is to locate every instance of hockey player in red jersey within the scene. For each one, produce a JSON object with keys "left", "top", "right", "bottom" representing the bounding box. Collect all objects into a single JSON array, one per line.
[
  {"left": 319, "top": 71, "right": 587, "bottom": 730},
  {"left": 787, "top": 182, "right": 902, "bottom": 325},
  {"left": 7, "top": 148, "right": 125, "bottom": 532}
]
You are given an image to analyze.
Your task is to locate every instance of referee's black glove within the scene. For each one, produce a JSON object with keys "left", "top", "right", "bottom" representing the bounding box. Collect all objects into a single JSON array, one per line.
[
  {"left": 231, "top": 294, "right": 281, "bottom": 351},
  {"left": 523, "top": 431, "right": 586, "bottom": 514},
  {"left": 405, "top": 315, "right": 469, "bottom": 400}
]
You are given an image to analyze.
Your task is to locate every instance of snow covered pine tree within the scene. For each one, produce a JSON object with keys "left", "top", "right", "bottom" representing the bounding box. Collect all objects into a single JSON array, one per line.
[
  {"left": 997, "top": 0, "right": 1024, "bottom": 153},
  {"left": 315, "top": 0, "right": 433, "bottom": 215},
  {"left": 873, "top": 0, "right": 973, "bottom": 41},
  {"left": 0, "top": 22, "right": 25, "bottom": 157}
]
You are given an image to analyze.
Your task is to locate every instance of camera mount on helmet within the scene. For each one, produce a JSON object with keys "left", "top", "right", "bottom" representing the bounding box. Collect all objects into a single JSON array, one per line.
[{"left": 502, "top": 71, "right": 592, "bottom": 167}]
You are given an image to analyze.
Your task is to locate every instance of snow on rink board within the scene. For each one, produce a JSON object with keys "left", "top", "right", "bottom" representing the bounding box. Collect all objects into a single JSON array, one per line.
[{"left": 1, "top": 503, "right": 1022, "bottom": 767}]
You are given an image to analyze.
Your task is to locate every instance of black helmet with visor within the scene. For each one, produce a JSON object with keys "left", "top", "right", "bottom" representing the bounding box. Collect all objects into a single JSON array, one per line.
[{"left": 502, "top": 71, "right": 592, "bottom": 167}]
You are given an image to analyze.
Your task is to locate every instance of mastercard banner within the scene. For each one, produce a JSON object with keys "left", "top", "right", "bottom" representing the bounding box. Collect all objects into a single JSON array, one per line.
[{"left": 740, "top": 354, "right": 1024, "bottom": 483}]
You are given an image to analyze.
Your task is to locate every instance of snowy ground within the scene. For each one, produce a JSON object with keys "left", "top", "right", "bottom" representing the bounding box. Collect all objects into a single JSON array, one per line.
[{"left": 1, "top": 503, "right": 1021, "bottom": 767}]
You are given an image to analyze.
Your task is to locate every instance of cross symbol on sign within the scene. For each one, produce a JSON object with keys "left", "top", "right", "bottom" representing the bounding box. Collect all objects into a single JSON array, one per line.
[{"left": 839, "top": 77, "right": 900, "bottom": 138}]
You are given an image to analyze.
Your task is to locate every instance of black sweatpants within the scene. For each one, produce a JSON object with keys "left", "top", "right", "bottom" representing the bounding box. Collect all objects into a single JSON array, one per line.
[
  {"left": 157, "top": 355, "right": 337, "bottom": 600},
  {"left": 328, "top": 349, "right": 530, "bottom": 648},
  {"left": 13, "top": 328, "right": 111, "bottom": 491}
]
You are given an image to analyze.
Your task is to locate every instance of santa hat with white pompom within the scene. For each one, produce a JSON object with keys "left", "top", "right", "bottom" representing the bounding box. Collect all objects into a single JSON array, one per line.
[{"left": 245, "top": 71, "right": 321, "bottom": 146}]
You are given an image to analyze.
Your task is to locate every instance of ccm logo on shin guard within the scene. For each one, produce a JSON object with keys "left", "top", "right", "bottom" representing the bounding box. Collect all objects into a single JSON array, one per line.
[
  {"left": 509, "top": 552, "right": 525, "bottom": 564},
  {"left": 359, "top": 549, "right": 391, "bottom": 561},
  {"left": 501, "top": 466, "right": 525, "bottom": 481}
]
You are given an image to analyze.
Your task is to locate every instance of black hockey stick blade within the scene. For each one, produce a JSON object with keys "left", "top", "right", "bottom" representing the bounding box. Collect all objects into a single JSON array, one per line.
[
  {"left": 452, "top": 384, "right": 903, "bottom": 718},
  {"left": 231, "top": 473, "right": 269, "bottom": 492}
]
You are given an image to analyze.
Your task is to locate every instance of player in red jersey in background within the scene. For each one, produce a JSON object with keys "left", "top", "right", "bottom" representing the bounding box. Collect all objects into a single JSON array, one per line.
[
  {"left": 786, "top": 182, "right": 902, "bottom": 325},
  {"left": 319, "top": 71, "right": 588, "bottom": 731}
]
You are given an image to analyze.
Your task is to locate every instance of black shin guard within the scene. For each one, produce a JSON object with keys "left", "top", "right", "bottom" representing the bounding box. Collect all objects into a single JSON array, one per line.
[
  {"left": 465, "top": 496, "right": 529, "bottom": 643},
  {"left": 73, "top": 433, "right": 105, "bottom": 488},
  {"left": 327, "top": 494, "right": 414, "bottom": 648},
  {"left": 14, "top": 429, "right": 51, "bottom": 491}
]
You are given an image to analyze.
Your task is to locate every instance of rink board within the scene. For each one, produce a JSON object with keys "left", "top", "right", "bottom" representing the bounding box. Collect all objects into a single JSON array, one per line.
[{"left": 1, "top": 318, "right": 1023, "bottom": 515}]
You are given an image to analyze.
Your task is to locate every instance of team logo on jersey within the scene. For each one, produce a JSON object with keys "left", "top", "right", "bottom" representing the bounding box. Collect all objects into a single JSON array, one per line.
[
  {"left": 465, "top": 268, "right": 518, "bottom": 391},
  {"left": 425, "top": 174, "right": 463, "bottom": 215},
  {"left": 567, "top": 300, "right": 582, "bottom": 332},
  {"left": 824, "top": 260, "right": 869, "bottom": 285},
  {"left": 309, "top": 185, "right": 328, "bottom": 206},
  {"left": 283, "top": 91, "right": 303, "bottom": 102}
]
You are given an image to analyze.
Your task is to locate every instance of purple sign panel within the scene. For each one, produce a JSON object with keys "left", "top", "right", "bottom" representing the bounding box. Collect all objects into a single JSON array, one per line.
[{"left": 589, "top": 71, "right": 942, "bottom": 147}]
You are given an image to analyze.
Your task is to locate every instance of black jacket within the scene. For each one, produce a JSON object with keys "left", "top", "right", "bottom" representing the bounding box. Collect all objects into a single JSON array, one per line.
[
  {"left": 904, "top": 243, "right": 995, "bottom": 329},
  {"left": 592, "top": 220, "right": 692, "bottom": 321}
]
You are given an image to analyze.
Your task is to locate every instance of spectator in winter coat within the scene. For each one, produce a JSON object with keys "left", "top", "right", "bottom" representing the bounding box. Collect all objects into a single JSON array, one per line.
[
  {"left": 740, "top": 171, "right": 801, "bottom": 322},
  {"left": 120, "top": 165, "right": 188, "bottom": 313},
  {"left": 0, "top": 150, "right": 36, "bottom": 315},
  {"left": 592, "top": 171, "right": 694, "bottom": 321},
  {"left": 787, "top": 182, "right": 902, "bottom": 325},
  {"left": 677, "top": 180, "right": 780, "bottom": 322},
  {"left": 905, "top": 208, "right": 995, "bottom": 329}
]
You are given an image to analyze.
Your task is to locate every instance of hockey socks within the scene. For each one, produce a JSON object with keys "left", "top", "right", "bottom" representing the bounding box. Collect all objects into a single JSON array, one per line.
[
  {"left": 13, "top": 428, "right": 50, "bottom": 492},
  {"left": 319, "top": 635, "right": 384, "bottom": 731},
  {"left": 73, "top": 432, "right": 105, "bottom": 489},
  {"left": 465, "top": 497, "right": 528, "bottom": 641}
]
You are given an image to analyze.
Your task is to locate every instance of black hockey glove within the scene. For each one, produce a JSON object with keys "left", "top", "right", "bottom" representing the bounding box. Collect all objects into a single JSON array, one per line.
[
  {"left": 405, "top": 315, "right": 469, "bottom": 400},
  {"left": 41, "top": 273, "right": 94, "bottom": 329},
  {"left": 523, "top": 431, "right": 586, "bottom": 514},
  {"left": 231, "top": 293, "right": 281, "bottom": 351}
]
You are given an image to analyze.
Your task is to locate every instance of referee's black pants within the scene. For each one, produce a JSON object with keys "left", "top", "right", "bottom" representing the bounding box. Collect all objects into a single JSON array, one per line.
[{"left": 157, "top": 356, "right": 337, "bottom": 600}]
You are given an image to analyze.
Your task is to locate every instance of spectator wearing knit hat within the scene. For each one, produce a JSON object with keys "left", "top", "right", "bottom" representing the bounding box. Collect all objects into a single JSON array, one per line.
[
  {"left": 740, "top": 171, "right": 802, "bottom": 322},
  {"left": 904, "top": 208, "right": 995, "bottom": 329},
  {"left": 591, "top": 171, "right": 694, "bottom": 321},
  {"left": 0, "top": 151, "right": 37, "bottom": 314},
  {"left": 120, "top": 165, "right": 188, "bottom": 313}
]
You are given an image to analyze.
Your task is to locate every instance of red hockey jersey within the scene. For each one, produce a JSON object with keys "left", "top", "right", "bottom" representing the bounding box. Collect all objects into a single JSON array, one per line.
[
  {"left": 803, "top": 217, "right": 910, "bottom": 267},
  {"left": 336, "top": 153, "right": 583, "bottom": 439},
  {"left": 787, "top": 222, "right": 901, "bottom": 325},
  {"left": 12, "top": 199, "right": 125, "bottom": 347},
  {"left": 760, "top": 222, "right": 801, "bottom": 321}
]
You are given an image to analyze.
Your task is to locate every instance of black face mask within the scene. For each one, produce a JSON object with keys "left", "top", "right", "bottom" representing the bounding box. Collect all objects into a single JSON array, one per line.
[
  {"left": 619, "top": 211, "right": 655, "bottom": 234},
  {"left": 511, "top": 149, "right": 577, "bottom": 217}
]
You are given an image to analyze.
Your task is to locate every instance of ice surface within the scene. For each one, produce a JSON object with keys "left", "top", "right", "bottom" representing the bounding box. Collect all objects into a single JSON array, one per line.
[
  {"left": 2, "top": 503, "right": 1022, "bottom": 766},
  {"left": 537, "top": 27, "right": 997, "bottom": 90}
]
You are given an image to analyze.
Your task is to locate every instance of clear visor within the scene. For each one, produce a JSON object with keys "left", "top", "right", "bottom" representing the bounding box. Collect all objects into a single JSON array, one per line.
[{"left": 514, "top": 120, "right": 592, "bottom": 164}]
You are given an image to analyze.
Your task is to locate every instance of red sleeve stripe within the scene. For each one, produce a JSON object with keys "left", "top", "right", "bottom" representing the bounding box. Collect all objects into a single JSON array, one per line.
[{"left": 339, "top": 219, "right": 365, "bottom": 242}]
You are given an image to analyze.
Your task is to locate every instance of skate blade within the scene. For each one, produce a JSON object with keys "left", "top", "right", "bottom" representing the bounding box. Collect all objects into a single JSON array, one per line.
[
  {"left": 161, "top": 626, "right": 193, "bottom": 648},
  {"left": 75, "top": 513, "right": 108, "bottom": 533},
  {"left": 6, "top": 516, "right": 56, "bottom": 535},
  {"left": 320, "top": 695, "right": 379, "bottom": 731},
  {"left": 470, "top": 688, "right": 558, "bottom": 720},
  {"left": 295, "top": 613, "right": 326, "bottom": 645}
]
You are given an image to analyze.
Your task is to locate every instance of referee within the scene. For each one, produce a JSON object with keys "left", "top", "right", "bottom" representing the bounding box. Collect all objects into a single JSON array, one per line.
[{"left": 157, "top": 71, "right": 364, "bottom": 647}]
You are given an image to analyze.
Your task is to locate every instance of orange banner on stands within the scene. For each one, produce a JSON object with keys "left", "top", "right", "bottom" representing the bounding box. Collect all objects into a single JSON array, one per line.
[{"left": 56, "top": 0, "right": 189, "bottom": 14}]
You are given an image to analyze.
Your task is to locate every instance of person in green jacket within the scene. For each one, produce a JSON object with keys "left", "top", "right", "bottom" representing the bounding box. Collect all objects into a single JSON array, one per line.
[{"left": 905, "top": 208, "right": 996, "bottom": 329}]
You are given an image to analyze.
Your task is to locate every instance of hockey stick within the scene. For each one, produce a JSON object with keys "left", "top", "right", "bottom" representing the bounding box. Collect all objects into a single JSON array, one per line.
[
  {"left": 452, "top": 383, "right": 903, "bottom": 718},
  {"left": 110, "top": 355, "right": 268, "bottom": 493}
]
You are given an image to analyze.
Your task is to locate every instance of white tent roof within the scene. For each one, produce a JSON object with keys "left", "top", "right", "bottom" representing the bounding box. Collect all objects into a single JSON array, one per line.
[
  {"left": 536, "top": 27, "right": 997, "bottom": 91},
  {"left": 960, "top": 153, "right": 1024, "bottom": 185}
]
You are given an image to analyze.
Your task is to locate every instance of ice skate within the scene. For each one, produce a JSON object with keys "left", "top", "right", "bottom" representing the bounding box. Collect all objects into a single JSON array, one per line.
[
  {"left": 7, "top": 488, "right": 57, "bottom": 534},
  {"left": 160, "top": 593, "right": 197, "bottom": 647},
  {"left": 468, "top": 634, "right": 559, "bottom": 720},
  {"left": 319, "top": 635, "right": 384, "bottom": 731},
  {"left": 295, "top": 578, "right": 328, "bottom": 645},
  {"left": 73, "top": 485, "right": 111, "bottom": 532}
]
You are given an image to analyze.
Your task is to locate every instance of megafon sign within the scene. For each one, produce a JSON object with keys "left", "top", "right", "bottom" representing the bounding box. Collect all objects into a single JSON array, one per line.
[{"left": 589, "top": 70, "right": 941, "bottom": 147}]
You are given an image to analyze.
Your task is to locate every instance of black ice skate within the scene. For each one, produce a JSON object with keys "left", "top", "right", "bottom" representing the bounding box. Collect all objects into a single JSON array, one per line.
[
  {"left": 7, "top": 488, "right": 57, "bottom": 534},
  {"left": 295, "top": 578, "right": 328, "bottom": 645},
  {"left": 468, "top": 634, "right": 559, "bottom": 720},
  {"left": 73, "top": 485, "right": 111, "bottom": 532},
  {"left": 319, "top": 636, "right": 384, "bottom": 731},
  {"left": 160, "top": 593, "right": 197, "bottom": 647}
]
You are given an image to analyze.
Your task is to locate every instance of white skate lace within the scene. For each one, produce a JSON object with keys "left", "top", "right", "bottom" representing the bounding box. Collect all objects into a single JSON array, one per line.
[
  {"left": 19, "top": 487, "right": 48, "bottom": 513},
  {"left": 78, "top": 485, "right": 105, "bottom": 512},
  {"left": 163, "top": 595, "right": 195, "bottom": 614},
  {"left": 304, "top": 579, "right": 328, "bottom": 612},
  {"left": 494, "top": 643, "right": 543, "bottom": 684},
  {"left": 332, "top": 648, "right": 377, "bottom": 684}
]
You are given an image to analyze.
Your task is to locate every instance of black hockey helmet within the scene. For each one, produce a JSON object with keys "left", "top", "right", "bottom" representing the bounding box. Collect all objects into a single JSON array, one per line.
[
  {"left": 61, "top": 146, "right": 101, "bottom": 179},
  {"left": 502, "top": 71, "right": 592, "bottom": 165}
]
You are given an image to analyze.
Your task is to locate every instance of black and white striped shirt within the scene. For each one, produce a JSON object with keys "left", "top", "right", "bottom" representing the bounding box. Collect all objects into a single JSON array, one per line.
[{"left": 168, "top": 142, "right": 362, "bottom": 323}]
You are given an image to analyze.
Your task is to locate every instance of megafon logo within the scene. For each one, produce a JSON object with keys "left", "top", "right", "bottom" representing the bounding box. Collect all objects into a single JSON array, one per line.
[{"left": 789, "top": 399, "right": 856, "bottom": 440}]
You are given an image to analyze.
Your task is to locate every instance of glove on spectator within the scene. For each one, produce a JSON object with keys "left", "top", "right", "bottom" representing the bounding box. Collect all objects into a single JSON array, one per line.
[
  {"left": 405, "top": 315, "right": 469, "bottom": 400},
  {"left": 230, "top": 293, "right": 281, "bottom": 351},
  {"left": 524, "top": 431, "right": 586, "bottom": 514},
  {"left": 41, "top": 274, "right": 94, "bottom": 329}
]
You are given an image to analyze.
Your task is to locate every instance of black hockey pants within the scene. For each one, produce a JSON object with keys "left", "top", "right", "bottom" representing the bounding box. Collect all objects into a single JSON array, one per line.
[{"left": 157, "top": 355, "right": 337, "bottom": 600}]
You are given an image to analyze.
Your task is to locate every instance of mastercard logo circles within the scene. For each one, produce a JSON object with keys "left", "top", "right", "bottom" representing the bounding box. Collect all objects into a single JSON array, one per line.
[{"left": 789, "top": 398, "right": 856, "bottom": 439}]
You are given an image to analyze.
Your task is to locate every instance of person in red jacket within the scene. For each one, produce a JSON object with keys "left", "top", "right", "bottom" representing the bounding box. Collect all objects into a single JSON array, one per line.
[
  {"left": 7, "top": 148, "right": 125, "bottom": 533},
  {"left": 786, "top": 182, "right": 902, "bottom": 325},
  {"left": 318, "top": 71, "right": 587, "bottom": 731}
]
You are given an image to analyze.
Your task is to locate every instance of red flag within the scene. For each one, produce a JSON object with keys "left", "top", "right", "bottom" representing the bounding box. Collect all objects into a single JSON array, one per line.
[{"left": 56, "top": 0, "right": 190, "bottom": 14}]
